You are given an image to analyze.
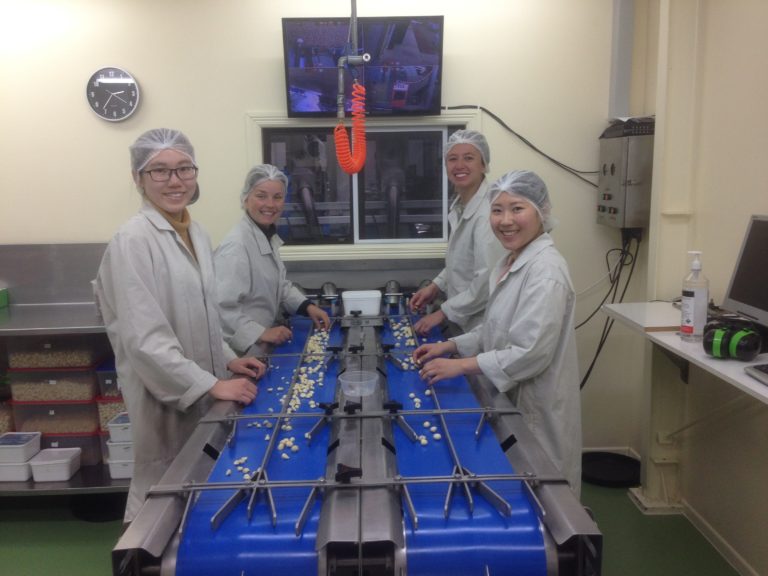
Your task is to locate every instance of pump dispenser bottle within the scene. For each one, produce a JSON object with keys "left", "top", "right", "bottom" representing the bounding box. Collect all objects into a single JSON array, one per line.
[{"left": 680, "top": 251, "right": 709, "bottom": 342}]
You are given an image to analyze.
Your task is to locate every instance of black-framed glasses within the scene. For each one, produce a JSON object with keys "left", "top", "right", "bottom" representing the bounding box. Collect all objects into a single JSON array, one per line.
[{"left": 142, "top": 166, "right": 198, "bottom": 182}]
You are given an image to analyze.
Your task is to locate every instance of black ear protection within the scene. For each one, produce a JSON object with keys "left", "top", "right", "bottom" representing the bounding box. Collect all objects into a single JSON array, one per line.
[{"left": 702, "top": 319, "right": 762, "bottom": 361}]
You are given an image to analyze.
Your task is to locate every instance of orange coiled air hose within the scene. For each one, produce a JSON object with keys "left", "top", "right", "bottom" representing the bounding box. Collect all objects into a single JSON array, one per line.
[{"left": 334, "top": 81, "right": 366, "bottom": 174}]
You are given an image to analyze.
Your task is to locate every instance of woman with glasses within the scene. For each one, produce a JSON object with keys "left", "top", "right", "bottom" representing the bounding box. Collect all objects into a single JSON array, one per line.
[
  {"left": 95, "top": 128, "right": 266, "bottom": 523},
  {"left": 409, "top": 130, "right": 505, "bottom": 336},
  {"left": 214, "top": 164, "right": 329, "bottom": 355}
]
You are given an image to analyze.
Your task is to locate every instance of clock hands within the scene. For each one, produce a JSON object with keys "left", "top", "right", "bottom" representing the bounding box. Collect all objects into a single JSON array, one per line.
[{"left": 102, "top": 90, "right": 130, "bottom": 110}]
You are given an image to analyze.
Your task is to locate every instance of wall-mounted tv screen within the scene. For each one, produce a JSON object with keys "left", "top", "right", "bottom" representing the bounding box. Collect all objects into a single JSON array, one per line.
[{"left": 282, "top": 15, "right": 444, "bottom": 118}]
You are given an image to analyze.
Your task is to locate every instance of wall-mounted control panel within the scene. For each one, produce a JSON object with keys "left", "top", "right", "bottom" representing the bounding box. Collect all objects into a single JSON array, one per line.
[{"left": 597, "top": 117, "right": 655, "bottom": 229}]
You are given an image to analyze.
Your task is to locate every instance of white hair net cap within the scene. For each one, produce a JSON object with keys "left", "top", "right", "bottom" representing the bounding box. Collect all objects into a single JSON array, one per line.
[
  {"left": 489, "top": 170, "right": 557, "bottom": 232},
  {"left": 130, "top": 128, "right": 200, "bottom": 203},
  {"left": 241, "top": 164, "right": 289, "bottom": 208},
  {"left": 445, "top": 129, "right": 490, "bottom": 173}
]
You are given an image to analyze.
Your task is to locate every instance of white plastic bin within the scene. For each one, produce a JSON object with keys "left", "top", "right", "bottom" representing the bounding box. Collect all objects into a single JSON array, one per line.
[
  {"left": 29, "top": 447, "right": 81, "bottom": 482},
  {"left": 0, "top": 432, "right": 41, "bottom": 464},
  {"left": 106, "top": 439, "right": 134, "bottom": 461},
  {"left": 107, "top": 459, "right": 134, "bottom": 480},
  {"left": 0, "top": 461, "right": 32, "bottom": 482},
  {"left": 342, "top": 290, "right": 382, "bottom": 316},
  {"left": 106, "top": 412, "right": 131, "bottom": 443}
]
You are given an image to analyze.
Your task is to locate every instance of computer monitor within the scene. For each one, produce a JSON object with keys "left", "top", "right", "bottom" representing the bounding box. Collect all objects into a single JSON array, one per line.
[
  {"left": 282, "top": 16, "right": 444, "bottom": 118},
  {"left": 721, "top": 214, "right": 768, "bottom": 329}
]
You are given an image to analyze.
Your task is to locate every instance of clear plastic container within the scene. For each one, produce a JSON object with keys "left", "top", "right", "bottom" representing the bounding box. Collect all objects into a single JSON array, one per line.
[
  {"left": 9, "top": 368, "right": 97, "bottom": 402},
  {"left": 12, "top": 400, "right": 99, "bottom": 434},
  {"left": 96, "top": 397, "right": 126, "bottom": 430},
  {"left": 7, "top": 334, "right": 110, "bottom": 369},
  {"left": 338, "top": 370, "right": 378, "bottom": 397},
  {"left": 29, "top": 447, "right": 81, "bottom": 482},
  {"left": 96, "top": 359, "right": 121, "bottom": 398},
  {"left": 0, "top": 403, "right": 13, "bottom": 435}
]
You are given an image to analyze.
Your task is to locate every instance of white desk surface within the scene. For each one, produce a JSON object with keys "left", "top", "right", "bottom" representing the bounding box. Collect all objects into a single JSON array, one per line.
[{"left": 603, "top": 302, "right": 768, "bottom": 405}]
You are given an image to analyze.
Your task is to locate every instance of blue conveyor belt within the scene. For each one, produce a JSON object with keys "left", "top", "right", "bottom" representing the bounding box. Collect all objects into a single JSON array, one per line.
[{"left": 175, "top": 315, "right": 546, "bottom": 576}]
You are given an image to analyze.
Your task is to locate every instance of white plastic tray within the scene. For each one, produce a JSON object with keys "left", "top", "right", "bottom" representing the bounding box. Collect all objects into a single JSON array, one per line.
[
  {"left": 0, "top": 432, "right": 41, "bottom": 464},
  {"left": 29, "top": 447, "right": 81, "bottom": 482},
  {"left": 107, "top": 459, "right": 134, "bottom": 479}
]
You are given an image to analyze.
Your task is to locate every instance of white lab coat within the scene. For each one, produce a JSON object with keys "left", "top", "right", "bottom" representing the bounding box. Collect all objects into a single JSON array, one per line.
[
  {"left": 214, "top": 215, "right": 307, "bottom": 354},
  {"left": 452, "top": 233, "right": 582, "bottom": 495},
  {"left": 433, "top": 179, "right": 505, "bottom": 331},
  {"left": 95, "top": 202, "right": 237, "bottom": 522}
]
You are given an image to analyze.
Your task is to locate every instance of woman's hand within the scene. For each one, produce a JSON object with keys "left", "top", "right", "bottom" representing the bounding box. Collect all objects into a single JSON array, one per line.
[
  {"left": 412, "top": 340, "right": 457, "bottom": 365},
  {"left": 228, "top": 356, "right": 266, "bottom": 380},
  {"left": 419, "top": 356, "right": 481, "bottom": 386},
  {"left": 409, "top": 283, "right": 440, "bottom": 313},
  {"left": 258, "top": 326, "right": 292, "bottom": 346},
  {"left": 210, "top": 377, "right": 258, "bottom": 405},
  {"left": 412, "top": 309, "right": 446, "bottom": 336},
  {"left": 307, "top": 304, "right": 330, "bottom": 331}
]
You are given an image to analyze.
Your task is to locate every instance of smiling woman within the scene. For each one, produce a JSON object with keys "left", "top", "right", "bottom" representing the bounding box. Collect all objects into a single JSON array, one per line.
[
  {"left": 95, "top": 128, "right": 265, "bottom": 522},
  {"left": 215, "top": 164, "right": 329, "bottom": 354}
]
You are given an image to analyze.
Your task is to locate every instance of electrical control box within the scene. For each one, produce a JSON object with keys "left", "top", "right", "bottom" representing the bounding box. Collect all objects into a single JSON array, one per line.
[{"left": 597, "top": 117, "right": 654, "bottom": 229}]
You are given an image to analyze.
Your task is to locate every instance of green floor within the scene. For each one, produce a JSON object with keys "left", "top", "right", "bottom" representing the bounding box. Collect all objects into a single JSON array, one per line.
[
  {"left": 581, "top": 483, "right": 739, "bottom": 576},
  {"left": 0, "top": 484, "right": 741, "bottom": 576}
]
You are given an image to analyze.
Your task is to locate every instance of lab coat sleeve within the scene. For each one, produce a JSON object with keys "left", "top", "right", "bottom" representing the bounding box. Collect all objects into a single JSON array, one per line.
[
  {"left": 215, "top": 242, "right": 267, "bottom": 352},
  {"left": 281, "top": 281, "right": 309, "bottom": 315},
  {"left": 440, "top": 222, "right": 503, "bottom": 326},
  {"left": 101, "top": 232, "right": 217, "bottom": 411},
  {"left": 432, "top": 267, "right": 448, "bottom": 292},
  {"left": 452, "top": 324, "right": 484, "bottom": 357},
  {"left": 476, "top": 275, "right": 569, "bottom": 393}
]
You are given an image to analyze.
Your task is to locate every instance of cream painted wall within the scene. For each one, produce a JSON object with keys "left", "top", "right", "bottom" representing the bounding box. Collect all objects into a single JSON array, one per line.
[
  {"left": 0, "top": 2, "right": 650, "bottom": 451},
  {"left": 637, "top": 1, "right": 768, "bottom": 573}
]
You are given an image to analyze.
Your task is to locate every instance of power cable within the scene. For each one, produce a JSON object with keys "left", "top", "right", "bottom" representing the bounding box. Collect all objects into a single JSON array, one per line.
[
  {"left": 580, "top": 230, "right": 641, "bottom": 389},
  {"left": 443, "top": 104, "right": 599, "bottom": 188}
]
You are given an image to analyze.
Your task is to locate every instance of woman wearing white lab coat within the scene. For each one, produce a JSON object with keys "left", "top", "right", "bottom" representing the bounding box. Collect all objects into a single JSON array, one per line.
[
  {"left": 410, "top": 130, "right": 504, "bottom": 335},
  {"left": 96, "top": 129, "right": 265, "bottom": 522},
  {"left": 413, "top": 170, "right": 582, "bottom": 496},
  {"left": 215, "top": 164, "right": 329, "bottom": 355}
]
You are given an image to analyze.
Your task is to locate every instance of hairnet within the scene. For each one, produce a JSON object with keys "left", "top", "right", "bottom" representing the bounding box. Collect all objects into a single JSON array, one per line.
[
  {"left": 489, "top": 170, "right": 557, "bottom": 232},
  {"left": 240, "top": 164, "right": 289, "bottom": 208},
  {"left": 445, "top": 129, "right": 490, "bottom": 173},
  {"left": 130, "top": 128, "right": 200, "bottom": 203}
]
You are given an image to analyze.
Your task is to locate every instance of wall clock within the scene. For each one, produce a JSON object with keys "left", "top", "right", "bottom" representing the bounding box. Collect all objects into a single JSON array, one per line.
[{"left": 86, "top": 67, "right": 140, "bottom": 122}]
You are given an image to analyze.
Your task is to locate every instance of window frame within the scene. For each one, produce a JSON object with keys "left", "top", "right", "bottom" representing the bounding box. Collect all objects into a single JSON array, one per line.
[{"left": 246, "top": 109, "right": 480, "bottom": 262}]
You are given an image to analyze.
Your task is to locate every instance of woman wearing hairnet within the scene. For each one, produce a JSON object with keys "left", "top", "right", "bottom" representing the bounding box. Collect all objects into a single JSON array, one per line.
[
  {"left": 214, "top": 164, "right": 329, "bottom": 354},
  {"left": 409, "top": 130, "right": 505, "bottom": 335},
  {"left": 413, "top": 170, "right": 582, "bottom": 496},
  {"left": 95, "top": 129, "right": 266, "bottom": 522}
]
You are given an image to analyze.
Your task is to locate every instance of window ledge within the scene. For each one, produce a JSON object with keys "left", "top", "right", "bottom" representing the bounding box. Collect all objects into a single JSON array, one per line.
[{"left": 281, "top": 242, "right": 447, "bottom": 261}]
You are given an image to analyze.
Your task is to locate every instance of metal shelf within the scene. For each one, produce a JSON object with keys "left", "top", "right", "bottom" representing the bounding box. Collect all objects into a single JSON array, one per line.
[{"left": 0, "top": 464, "right": 129, "bottom": 497}]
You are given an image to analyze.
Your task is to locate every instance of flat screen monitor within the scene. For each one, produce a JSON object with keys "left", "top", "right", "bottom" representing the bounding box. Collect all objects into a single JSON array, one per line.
[
  {"left": 721, "top": 214, "right": 768, "bottom": 329},
  {"left": 282, "top": 16, "right": 443, "bottom": 118}
]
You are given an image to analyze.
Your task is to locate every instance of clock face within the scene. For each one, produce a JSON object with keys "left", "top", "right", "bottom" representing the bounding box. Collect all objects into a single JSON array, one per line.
[{"left": 86, "top": 67, "right": 140, "bottom": 122}]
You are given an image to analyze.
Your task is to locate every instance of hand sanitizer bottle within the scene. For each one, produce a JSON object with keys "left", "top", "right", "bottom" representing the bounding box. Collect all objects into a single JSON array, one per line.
[{"left": 680, "top": 251, "right": 709, "bottom": 342}]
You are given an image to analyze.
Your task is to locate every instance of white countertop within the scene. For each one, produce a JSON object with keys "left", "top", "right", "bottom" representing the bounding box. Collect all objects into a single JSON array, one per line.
[{"left": 603, "top": 302, "right": 768, "bottom": 405}]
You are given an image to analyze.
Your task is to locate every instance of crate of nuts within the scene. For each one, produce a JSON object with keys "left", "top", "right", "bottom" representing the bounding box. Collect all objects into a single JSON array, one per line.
[
  {"left": 11, "top": 400, "right": 99, "bottom": 435},
  {"left": 7, "top": 334, "right": 110, "bottom": 369},
  {"left": 0, "top": 403, "right": 12, "bottom": 435},
  {"left": 96, "top": 396, "right": 126, "bottom": 431},
  {"left": 9, "top": 367, "right": 97, "bottom": 402},
  {"left": 95, "top": 358, "right": 121, "bottom": 398}
]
